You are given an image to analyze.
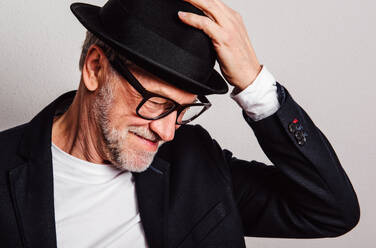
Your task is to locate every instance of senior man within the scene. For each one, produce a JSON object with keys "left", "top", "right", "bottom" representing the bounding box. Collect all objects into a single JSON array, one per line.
[{"left": 0, "top": 0, "right": 359, "bottom": 247}]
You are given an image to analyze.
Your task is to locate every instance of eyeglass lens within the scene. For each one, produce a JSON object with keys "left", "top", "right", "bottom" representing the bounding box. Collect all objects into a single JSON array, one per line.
[{"left": 138, "top": 96, "right": 206, "bottom": 124}]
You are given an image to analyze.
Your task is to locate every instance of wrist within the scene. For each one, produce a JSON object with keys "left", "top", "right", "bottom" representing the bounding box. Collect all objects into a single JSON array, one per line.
[{"left": 234, "top": 64, "right": 263, "bottom": 92}]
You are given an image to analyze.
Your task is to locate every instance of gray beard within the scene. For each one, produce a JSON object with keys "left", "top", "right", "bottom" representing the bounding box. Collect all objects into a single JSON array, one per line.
[{"left": 93, "top": 80, "right": 161, "bottom": 172}]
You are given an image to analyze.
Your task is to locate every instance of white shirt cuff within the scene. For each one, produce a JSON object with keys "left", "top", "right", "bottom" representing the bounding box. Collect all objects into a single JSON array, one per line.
[{"left": 230, "top": 65, "right": 280, "bottom": 121}]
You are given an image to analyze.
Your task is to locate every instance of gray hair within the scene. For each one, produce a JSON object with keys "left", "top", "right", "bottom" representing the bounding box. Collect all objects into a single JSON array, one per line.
[{"left": 79, "top": 31, "right": 132, "bottom": 72}]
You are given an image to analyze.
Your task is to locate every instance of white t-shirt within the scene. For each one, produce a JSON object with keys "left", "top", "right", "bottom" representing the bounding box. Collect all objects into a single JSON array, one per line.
[{"left": 51, "top": 142, "right": 148, "bottom": 248}]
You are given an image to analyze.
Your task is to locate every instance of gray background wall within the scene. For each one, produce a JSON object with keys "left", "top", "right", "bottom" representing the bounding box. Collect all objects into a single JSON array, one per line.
[{"left": 0, "top": 0, "right": 374, "bottom": 247}]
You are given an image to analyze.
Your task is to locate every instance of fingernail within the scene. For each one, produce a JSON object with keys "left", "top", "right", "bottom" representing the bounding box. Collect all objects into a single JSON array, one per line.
[{"left": 178, "top": 11, "right": 186, "bottom": 17}]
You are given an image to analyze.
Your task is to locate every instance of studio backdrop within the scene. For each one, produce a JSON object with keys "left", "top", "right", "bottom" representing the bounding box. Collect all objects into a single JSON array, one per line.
[{"left": 0, "top": 0, "right": 374, "bottom": 247}]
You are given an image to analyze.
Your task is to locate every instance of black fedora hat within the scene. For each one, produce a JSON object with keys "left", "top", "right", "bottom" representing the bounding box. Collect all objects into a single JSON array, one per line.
[{"left": 70, "top": 0, "right": 229, "bottom": 95}]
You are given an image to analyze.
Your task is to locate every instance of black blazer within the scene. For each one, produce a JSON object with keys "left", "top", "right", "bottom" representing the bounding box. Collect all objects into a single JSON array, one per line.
[{"left": 0, "top": 83, "right": 359, "bottom": 248}]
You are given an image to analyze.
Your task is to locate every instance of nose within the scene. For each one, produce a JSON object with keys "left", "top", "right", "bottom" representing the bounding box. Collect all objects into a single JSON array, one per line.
[{"left": 149, "top": 111, "right": 179, "bottom": 142}]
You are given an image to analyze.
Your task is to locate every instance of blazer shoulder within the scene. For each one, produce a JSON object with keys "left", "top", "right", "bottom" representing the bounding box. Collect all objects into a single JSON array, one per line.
[
  {"left": 158, "top": 124, "right": 220, "bottom": 160},
  {"left": 0, "top": 123, "right": 28, "bottom": 136},
  {"left": 174, "top": 124, "right": 215, "bottom": 147},
  {"left": 167, "top": 124, "right": 233, "bottom": 182},
  {"left": 0, "top": 123, "right": 28, "bottom": 144},
  {"left": 0, "top": 123, "right": 29, "bottom": 165}
]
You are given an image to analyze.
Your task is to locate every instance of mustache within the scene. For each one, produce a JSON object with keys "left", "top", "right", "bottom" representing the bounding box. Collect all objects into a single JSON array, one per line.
[{"left": 128, "top": 126, "right": 163, "bottom": 144}]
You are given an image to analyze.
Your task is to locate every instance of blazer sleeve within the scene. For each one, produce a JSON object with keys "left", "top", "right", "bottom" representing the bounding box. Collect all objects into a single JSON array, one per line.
[{"left": 222, "top": 82, "right": 360, "bottom": 238}]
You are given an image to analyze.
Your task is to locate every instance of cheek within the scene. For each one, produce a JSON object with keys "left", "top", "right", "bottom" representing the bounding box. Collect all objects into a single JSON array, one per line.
[
  {"left": 108, "top": 96, "right": 150, "bottom": 129},
  {"left": 110, "top": 86, "right": 137, "bottom": 117}
]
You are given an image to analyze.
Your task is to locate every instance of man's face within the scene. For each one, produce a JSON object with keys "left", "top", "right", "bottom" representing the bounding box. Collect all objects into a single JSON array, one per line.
[{"left": 93, "top": 62, "right": 197, "bottom": 172}]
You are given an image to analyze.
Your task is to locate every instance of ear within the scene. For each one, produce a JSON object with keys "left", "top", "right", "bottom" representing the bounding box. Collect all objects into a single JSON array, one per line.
[{"left": 82, "top": 45, "right": 107, "bottom": 91}]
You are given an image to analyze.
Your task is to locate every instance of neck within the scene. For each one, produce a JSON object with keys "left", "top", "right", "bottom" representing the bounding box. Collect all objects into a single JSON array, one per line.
[{"left": 52, "top": 85, "right": 111, "bottom": 164}]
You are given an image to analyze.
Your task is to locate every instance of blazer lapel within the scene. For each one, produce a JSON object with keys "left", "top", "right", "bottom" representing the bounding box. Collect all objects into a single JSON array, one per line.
[
  {"left": 8, "top": 91, "right": 77, "bottom": 248},
  {"left": 8, "top": 159, "right": 57, "bottom": 248},
  {"left": 132, "top": 157, "right": 170, "bottom": 248},
  {"left": 9, "top": 125, "right": 57, "bottom": 248}
]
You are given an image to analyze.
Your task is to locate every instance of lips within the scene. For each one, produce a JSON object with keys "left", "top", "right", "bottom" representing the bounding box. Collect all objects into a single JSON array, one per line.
[
  {"left": 132, "top": 132, "right": 157, "bottom": 143},
  {"left": 130, "top": 131, "right": 159, "bottom": 151}
]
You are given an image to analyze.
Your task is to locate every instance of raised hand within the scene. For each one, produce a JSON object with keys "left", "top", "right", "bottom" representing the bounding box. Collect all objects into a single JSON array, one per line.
[{"left": 178, "top": 0, "right": 262, "bottom": 91}]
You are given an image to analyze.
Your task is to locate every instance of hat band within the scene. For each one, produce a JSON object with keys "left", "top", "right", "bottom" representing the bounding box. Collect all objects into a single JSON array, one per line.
[{"left": 99, "top": 0, "right": 214, "bottom": 83}]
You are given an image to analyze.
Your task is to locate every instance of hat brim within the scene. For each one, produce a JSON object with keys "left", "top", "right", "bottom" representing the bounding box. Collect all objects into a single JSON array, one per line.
[{"left": 70, "top": 3, "right": 229, "bottom": 95}]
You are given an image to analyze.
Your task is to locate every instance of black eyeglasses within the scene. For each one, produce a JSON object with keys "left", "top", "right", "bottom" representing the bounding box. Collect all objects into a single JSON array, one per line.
[{"left": 107, "top": 54, "right": 212, "bottom": 125}]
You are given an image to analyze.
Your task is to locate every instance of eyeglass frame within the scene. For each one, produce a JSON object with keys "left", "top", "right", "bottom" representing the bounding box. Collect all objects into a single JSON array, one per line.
[{"left": 106, "top": 54, "right": 212, "bottom": 125}]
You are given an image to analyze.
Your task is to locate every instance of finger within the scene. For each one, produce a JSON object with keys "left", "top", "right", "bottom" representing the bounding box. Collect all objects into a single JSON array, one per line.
[
  {"left": 182, "top": 0, "right": 230, "bottom": 27},
  {"left": 211, "top": 0, "right": 235, "bottom": 14},
  {"left": 178, "top": 11, "right": 223, "bottom": 42}
]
